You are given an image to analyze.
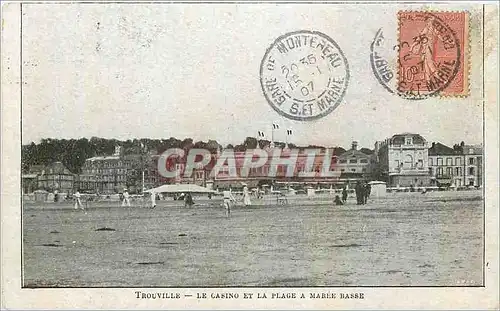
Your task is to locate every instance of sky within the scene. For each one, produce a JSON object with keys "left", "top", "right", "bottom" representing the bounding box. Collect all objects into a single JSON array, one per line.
[{"left": 21, "top": 3, "right": 484, "bottom": 149}]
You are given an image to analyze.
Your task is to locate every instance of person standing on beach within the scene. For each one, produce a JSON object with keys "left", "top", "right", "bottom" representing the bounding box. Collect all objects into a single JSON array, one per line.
[
  {"left": 223, "top": 190, "right": 235, "bottom": 217},
  {"left": 74, "top": 190, "right": 83, "bottom": 210},
  {"left": 242, "top": 184, "right": 252, "bottom": 206},
  {"left": 334, "top": 195, "right": 344, "bottom": 206},
  {"left": 122, "top": 189, "right": 131, "bottom": 207},
  {"left": 364, "top": 183, "right": 371, "bottom": 204},
  {"left": 184, "top": 193, "right": 194, "bottom": 208},
  {"left": 355, "top": 181, "right": 364, "bottom": 205},
  {"left": 342, "top": 185, "right": 348, "bottom": 203},
  {"left": 150, "top": 191, "right": 156, "bottom": 208}
]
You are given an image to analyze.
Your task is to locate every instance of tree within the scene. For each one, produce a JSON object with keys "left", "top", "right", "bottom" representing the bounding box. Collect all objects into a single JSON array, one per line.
[
  {"left": 360, "top": 148, "right": 374, "bottom": 155},
  {"left": 307, "top": 144, "right": 325, "bottom": 150},
  {"left": 157, "top": 137, "right": 182, "bottom": 154},
  {"left": 274, "top": 141, "right": 286, "bottom": 148},
  {"left": 206, "top": 139, "right": 221, "bottom": 154},
  {"left": 331, "top": 147, "right": 346, "bottom": 156},
  {"left": 258, "top": 139, "right": 270, "bottom": 149},
  {"left": 181, "top": 138, "right": 194, "bottom": 152},
  {"left": 21, "top": 142, "right": 37, "bottom": 173},
  {"left": 243, "top": 137, "right": 258, "bottom": 149},
  {"left": 233, "top": 144, "right": 246, "bottom": 152},
  {"left": 193, "top": 141, "right": 208, "bottom": 149}
]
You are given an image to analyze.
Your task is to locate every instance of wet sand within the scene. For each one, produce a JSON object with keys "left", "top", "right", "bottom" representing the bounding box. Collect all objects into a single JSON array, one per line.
[{"left": 22, "top": 190, "right": 483, "bottom": 287}]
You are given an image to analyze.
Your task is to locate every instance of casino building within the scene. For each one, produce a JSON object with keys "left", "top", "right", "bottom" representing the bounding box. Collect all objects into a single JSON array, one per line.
[
  {"left": 156, "top": 145, "right": 378, "bottom": 190},
  {"left": 374, "top": 133, "right": 432, "bottom": 187}
]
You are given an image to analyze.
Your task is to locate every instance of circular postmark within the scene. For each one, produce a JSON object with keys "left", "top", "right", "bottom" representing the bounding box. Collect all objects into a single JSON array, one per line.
[
  {"left": 260, "top": 30, "right": 349, "bottom": 121},
  {"left": 370, "top": 12, "right": 461, "bottom": 100}
]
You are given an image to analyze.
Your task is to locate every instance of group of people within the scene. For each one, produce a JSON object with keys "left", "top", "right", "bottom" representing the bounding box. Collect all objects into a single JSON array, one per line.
[
  {"left": 334, "top": 182, "right": 372, "bottom": 206},
  {"left": 355, "top": 181, "right": 371, "bottom": 205}
]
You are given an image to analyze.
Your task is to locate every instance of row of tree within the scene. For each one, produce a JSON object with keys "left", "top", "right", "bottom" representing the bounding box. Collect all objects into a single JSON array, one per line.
[{"left": 22, "top": 136, "right": 373, "bottom": 174}]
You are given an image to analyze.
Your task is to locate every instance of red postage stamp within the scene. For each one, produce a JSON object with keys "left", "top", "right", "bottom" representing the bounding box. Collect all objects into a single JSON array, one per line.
[{"left": 398, "top": 11, "right": 469, "bottom": 97}]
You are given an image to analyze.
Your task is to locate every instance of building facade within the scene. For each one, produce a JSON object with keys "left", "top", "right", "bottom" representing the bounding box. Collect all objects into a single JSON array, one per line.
[
  {"left": 36, "top": 161, "right": 75, "bottom": 194},
  {"left": 82, "top": 155, "right": 128, "bottom": 193},
  {"left": 428, "top": 142, "right": 483, "bottom": 187},
  {"left": 375, "top": 133, "right": 431, "bottom": 187},
  {"left": 159, "top": 147, "right": 345, "bottom": 189},
  {"left": 74, "top": 174, "right": 97, "bottom": 193},
  {"left": 335, "top": 141, "right": 375, "bottom": 181}
]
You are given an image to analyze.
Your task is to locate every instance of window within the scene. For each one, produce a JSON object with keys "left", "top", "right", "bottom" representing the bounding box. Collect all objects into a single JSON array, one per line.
[
  {"left": 455, "top": 157, "right": 461, "bottom": 166},
  {"left": 469, "top": 167, "right": 475, "bottom": 175},
  {"left": 405, "top": 137, "right": 412, "bottom": 145},
  {"left": 437, "top": 158, "right": 443, "bottom": 166},
  {"left": 417, "top": 159, "right": 423, "bottom": 168},
  {"left": 351, "top": 169, "right": 356, "bottom": 172},
  {"left": 469, "top": 148, "right": 474, "bottom": 154},
  {"left": 429, "top": 168, "right": 433, "bottom": 175},
  {"left": 404, "top": 155, "right": 413, "bottom": 169},
  {"left": 455, "top": 167, "right": 462, "bottom": 176},
  {"left": 349, "top": 159, "right": 357, "bottom": 164},
  {"left": 446, "top": 158, "right": 453, "bottom": 166},
  {"left": 332, "top": 158, "right": 338, "bottom": 164},
  {"left": 362, "top": 168, "right": 366, "bottom": 172},
  {"left": 469, "top": 158, "right": 474, "bottom": 165},
  {"left": 341, "top": 169, "right": 345, "bottom": 172},
  {"left": 339, "top": 159, "right": 347, "bottom": 164},
  {"left": 360, "top": 159, "right": 368, "bottom": 163},
  {"left": 395, "top": 160, "right": 399, "bottom": 168},
  {"left": 429, "top": 158, "right": 433, "bottom": 166},
  {"left": 437, "top": 167, "right": 443, "bottom": 176},
  {"left": 469, "top": 179, "right": 474, "bottom": 186},
  {"left": 446, "top": 167, "right": 453, "bottom": 176}
]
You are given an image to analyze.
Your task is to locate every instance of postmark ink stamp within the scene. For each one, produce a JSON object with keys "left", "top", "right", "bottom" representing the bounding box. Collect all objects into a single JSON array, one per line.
[{"left": 260, "top": 30, "right": 349, "bottom": 120}]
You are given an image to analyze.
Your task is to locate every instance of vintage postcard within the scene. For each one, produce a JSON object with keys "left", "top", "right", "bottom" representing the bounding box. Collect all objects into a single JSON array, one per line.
[{"left": 1, "top": 1, "right": 498, "bottom": 310}]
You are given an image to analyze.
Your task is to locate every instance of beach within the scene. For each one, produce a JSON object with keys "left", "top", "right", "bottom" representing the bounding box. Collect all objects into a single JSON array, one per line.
[{"left": 22, "top": 190, "right": 483, "bottom": 287}]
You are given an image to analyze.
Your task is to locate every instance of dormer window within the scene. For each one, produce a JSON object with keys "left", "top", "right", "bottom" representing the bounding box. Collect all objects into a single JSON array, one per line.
[{"left": 405, "top": 137, "right": 413, "bottom": 145}]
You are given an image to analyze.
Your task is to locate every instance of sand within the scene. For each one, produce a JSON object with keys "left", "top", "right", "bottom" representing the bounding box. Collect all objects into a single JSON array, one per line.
[{"left": 22, "top": 190, "right": 483, "bottom": 287}]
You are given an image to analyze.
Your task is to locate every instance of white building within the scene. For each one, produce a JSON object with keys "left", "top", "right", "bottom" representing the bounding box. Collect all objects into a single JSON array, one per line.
[{"left": 375, "top": 133, "right": 432, "bottom": 187}]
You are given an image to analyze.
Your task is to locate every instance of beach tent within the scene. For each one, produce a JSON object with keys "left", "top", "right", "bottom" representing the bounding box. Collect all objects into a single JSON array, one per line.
[
  {"left": 368, "top": 181, "right": 387, "bottom": 197},
  {"left": 144, "top": 184, "right": 216, "bottom": 194}
]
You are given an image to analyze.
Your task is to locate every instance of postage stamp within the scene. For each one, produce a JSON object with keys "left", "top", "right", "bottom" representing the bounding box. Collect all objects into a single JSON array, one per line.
[
  {"left": 371, "top": 11, "right": 470, "bottom": 99},
  {"left": 260, "top": 30, "right": 349, "bottom": 121},
  {"left": 397, "top": 11, "right": 470, "bottom": 98}
]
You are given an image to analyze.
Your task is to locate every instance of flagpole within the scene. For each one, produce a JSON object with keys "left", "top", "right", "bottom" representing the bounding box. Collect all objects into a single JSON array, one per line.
[{"left": 271, "top": 124, "right": 277, "bottom": 149}]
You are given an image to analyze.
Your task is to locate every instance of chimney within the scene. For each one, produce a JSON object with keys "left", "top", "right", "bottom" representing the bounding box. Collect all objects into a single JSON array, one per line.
[{"left": 351, "top": 141, "right": 358, "bottom": 150}]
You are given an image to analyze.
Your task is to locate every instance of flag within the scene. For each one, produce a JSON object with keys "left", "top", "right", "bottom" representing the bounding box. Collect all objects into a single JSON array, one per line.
[
  {"left": 272, "top": 123, "right": 279, "bottom": 129},
  {"left": 287, "top": 129, "right": 292, "bottom": 135},
  {"left": 258, "top": 131, "right": 265, "bottom": 137}
]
